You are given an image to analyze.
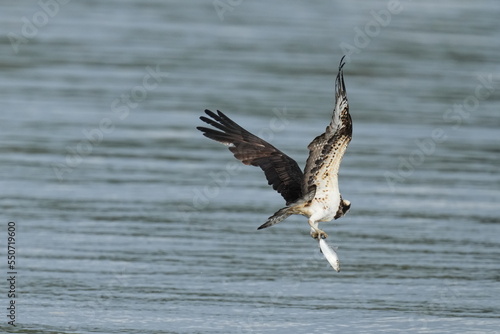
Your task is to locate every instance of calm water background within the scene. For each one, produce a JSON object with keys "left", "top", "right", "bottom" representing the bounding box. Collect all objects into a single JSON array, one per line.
[{"left": 1, "top": 1, "right": 499, "bottom": 333}]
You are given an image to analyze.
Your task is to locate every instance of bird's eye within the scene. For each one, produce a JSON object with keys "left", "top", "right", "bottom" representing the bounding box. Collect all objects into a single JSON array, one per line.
[{"left": 343, "top": 202, "right": 351, "bottom": 213}]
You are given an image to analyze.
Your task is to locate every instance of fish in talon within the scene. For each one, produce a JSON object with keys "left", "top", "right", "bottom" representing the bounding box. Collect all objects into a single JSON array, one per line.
[{"left": 319, "top": 238, "right": 340, "bottom": 272}]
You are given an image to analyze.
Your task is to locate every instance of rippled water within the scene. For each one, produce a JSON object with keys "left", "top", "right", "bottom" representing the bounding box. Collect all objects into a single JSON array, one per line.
[{"left": 1, "top": 1, "right": 500, "bottom": 333}]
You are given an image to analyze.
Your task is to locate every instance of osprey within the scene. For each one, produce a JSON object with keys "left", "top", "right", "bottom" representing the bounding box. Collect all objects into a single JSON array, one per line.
[{"left": 197, "top": 56, "right": 352, "bottom": 243}]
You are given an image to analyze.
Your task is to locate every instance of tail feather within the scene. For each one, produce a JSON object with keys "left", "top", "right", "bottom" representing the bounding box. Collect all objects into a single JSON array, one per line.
[{"left": 257, "top": 207, "right": 292, "bottom": 230}]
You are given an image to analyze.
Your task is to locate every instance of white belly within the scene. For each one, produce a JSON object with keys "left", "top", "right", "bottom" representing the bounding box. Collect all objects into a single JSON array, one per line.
[{"left": 304, "top": 194, "right": 341, "bottom": 222}]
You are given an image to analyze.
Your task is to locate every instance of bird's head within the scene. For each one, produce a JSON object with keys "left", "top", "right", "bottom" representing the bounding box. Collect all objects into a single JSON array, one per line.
[
  {"left": 335, "top": 198, "right": 351, "bottom": 219},
  {"left": 342, "top": 199, "right": 351, "bottom": 215}
]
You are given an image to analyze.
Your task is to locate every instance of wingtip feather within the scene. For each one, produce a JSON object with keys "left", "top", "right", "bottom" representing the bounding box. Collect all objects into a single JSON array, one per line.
[{"left": 339, "top": 55, "right": 346, "bottom": 71}]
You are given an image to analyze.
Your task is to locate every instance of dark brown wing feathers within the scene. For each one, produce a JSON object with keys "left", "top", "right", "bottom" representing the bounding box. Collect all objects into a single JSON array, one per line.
[{"left": 197, "top": 109, "right": 303, "bottom": 205}]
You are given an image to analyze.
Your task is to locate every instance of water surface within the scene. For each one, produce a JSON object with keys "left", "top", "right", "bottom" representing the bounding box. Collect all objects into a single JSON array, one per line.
[{"left": 0, "top": 1, "right": 499, "bottom": 333}]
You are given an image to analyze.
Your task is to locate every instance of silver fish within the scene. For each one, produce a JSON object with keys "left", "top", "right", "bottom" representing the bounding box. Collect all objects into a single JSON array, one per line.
[{"left": 319, "top": 238, "right": 340, "bottom": 272}]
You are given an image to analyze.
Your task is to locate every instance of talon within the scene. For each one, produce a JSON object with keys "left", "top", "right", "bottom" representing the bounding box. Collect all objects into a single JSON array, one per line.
[{"left": 310, "top": 229, "right": 328, "bottom": 240}]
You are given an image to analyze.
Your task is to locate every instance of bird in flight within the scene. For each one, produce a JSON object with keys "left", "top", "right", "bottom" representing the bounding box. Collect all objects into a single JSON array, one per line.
[{"left": 197, "top": 56, "right": 352, "bottom": 247}]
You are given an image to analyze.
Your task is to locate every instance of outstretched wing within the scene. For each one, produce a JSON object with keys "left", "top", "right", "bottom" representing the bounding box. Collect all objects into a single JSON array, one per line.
[
  {"left": 302, "top": 56, "right": 352, "bottom": 196},
  {"left": 197, "top": 109, "right": 303, "bottom": 205}
]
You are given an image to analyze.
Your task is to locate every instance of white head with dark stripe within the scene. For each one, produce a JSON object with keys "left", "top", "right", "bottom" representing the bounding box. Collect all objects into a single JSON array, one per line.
[{"left": 335, "top": 197, "right": 351, "bottom": 219}]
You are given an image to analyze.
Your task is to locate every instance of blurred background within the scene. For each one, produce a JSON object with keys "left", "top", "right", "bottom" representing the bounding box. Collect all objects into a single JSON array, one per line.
[{"left": 1, "top": 0, "right": 499, "bottom": 333}]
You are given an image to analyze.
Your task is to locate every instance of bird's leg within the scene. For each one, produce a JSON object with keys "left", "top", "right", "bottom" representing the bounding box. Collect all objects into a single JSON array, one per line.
[{"left": 308, "top": 220, "right": 328, "bottom": 240}]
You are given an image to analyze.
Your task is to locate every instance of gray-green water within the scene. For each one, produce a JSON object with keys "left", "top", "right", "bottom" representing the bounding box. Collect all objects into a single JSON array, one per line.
[{"left": 1, "top": 1, "right": 500, "bottom": 333}]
